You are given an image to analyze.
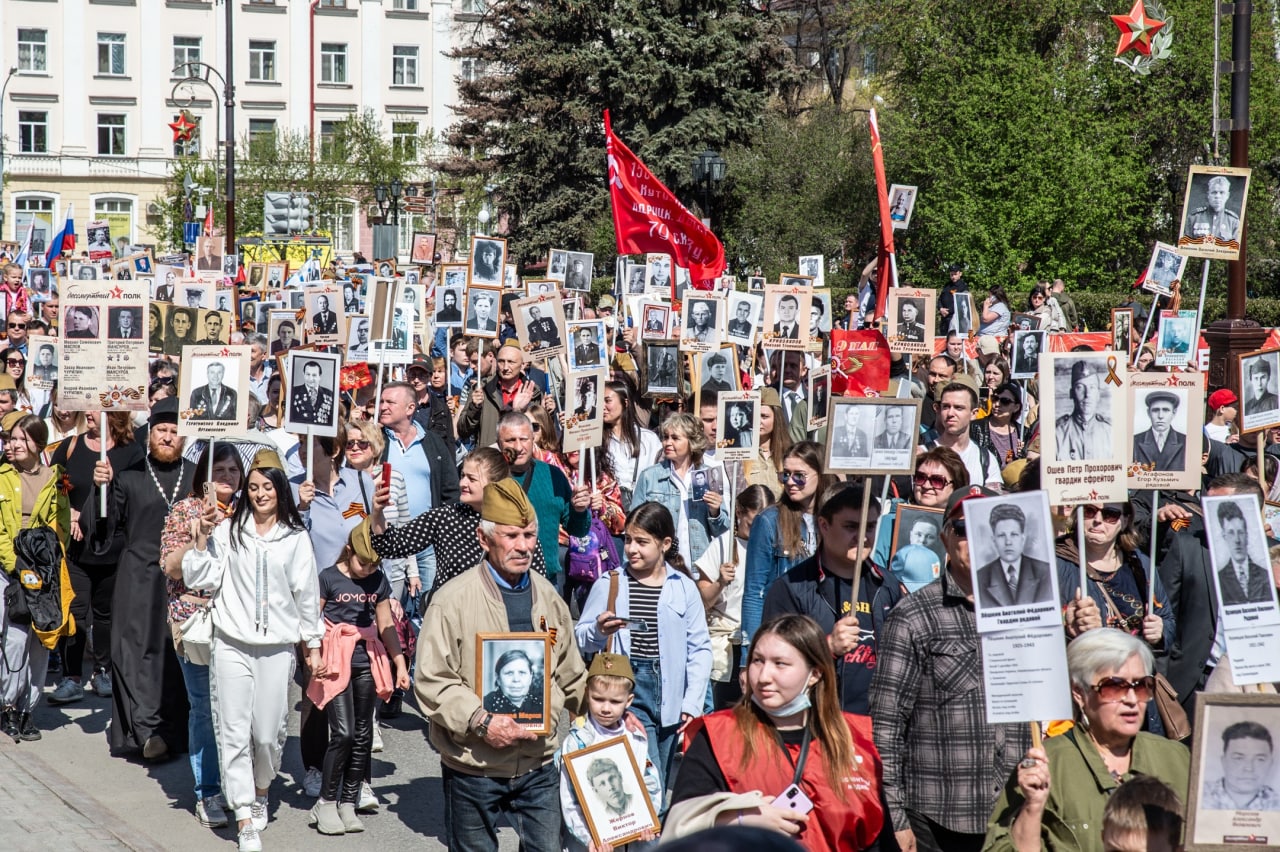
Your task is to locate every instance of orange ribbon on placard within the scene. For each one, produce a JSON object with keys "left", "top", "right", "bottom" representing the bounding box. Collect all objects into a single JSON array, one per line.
[{"left": 1105, "top": 356, "right": 1123, "bottom": 387}]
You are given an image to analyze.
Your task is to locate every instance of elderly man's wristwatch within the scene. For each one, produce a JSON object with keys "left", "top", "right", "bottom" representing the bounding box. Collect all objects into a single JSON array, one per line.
[{"left": 475, "top": 712, "right": 494, "bottom": 738}]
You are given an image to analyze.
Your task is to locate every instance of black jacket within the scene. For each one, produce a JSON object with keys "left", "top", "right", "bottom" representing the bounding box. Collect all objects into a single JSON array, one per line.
[{"left": 412, "top": 389, "right": 456, "bottom": 445}]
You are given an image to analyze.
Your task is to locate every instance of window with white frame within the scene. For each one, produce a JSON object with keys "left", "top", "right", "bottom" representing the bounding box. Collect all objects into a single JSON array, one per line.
[
  {"left": 172, "top": 113, "right": 201, "bottom": 157},
  {"left": 460, "top": 0, "right": 487, "bottom": 12},
  {"left": 393, "top": 0, "right": 418, "bottom": 9},
  {"left": 94, "top": 198, "right": 135, "bottom": 245},
  {"left": 460, "top": 58, "right": 487, "bottom": 82},
  {"left": 322, "top": 201, "right": 357, "bottom": 253},
  {"left": 18, "top": 112, "right": 48, "bottom": 154},
  {"left": 13, "top": 197, "right": 54, "bottom": 249},
  {"left": 398, "top": 213, "right": 431, "bottom": 255},
  {"left": 319, "top": 120, "right": 347, "bottom": 161},
  {"left": 249, "top": 41, "right": 276, "bottom": 81},
  {"left": 321, "top": 43, "right": 347, "bottom": 84},
  {"left": 248, "top": 118, "right": 277, "bottom": 157},
  {"left": 392, "top": 121, "right": 418, "bottom": 161},
  {"left": 98, "top": 33, "right": 126, "bottom": 76},
  {"left": 392, "top": 46, "right": 419, "bottom": 86},
  {"left": 173, "top": 36, "right": 201, "bottom": 74},
  {"left": 17, "top": 29, "right": 47, "bottom": 73},
  {"left": 97, "top": 114, "right": 126, "bottom": 156}
]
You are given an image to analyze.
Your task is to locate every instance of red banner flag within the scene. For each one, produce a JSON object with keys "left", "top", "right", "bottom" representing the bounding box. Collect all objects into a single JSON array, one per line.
[
  {"left": 831, "top": 329, "right": 892, "bottom": 397},
  {"left": 869, "top": 109, "right": 897, "bottom": 323},
  {"left": 604, "top": 111, "right": 725, "bottom": 288}
]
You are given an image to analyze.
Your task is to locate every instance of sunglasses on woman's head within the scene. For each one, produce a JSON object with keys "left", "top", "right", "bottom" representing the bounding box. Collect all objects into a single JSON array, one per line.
[
  {"left": 1090, "top": 675, "right": 1155, "bottom": 703},
  {"left": 913, "top": 472, "right": 952, "bottom": 490}
]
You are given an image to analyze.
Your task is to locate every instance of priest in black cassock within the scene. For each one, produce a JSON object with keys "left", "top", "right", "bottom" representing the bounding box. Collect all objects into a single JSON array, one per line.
[{"left": 86, "top": 398, "right": 194, "bottom": 760}]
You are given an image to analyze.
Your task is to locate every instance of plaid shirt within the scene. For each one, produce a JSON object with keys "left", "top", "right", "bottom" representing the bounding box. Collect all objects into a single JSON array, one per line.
[{"left": 869, "top": 569, "right": 1031, "bottom": 835}]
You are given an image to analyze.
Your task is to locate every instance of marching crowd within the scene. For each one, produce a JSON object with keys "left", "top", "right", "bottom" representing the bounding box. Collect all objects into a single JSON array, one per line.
[{"left": 0, "top": 247, "right": 1276, "bottom": 852}]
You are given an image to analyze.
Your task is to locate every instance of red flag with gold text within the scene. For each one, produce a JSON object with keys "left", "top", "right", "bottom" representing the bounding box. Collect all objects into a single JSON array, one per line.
[{"left": 831, "top": 329, "right": 892, "bottom": 397}]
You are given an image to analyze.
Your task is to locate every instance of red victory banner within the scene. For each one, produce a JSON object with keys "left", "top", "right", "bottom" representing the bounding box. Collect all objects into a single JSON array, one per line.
[
  {"left": 869, "top": 108, "right": 898, "bottom": 323},
  {"left": 831, "top": 329, "right": 892, "bottom": 397},
  {"left": 604, "top": 110, "right": 725, "bottom": 289}
]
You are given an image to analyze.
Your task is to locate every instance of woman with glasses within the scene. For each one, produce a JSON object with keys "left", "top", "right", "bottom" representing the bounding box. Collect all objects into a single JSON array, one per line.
[
  {"left": 1026, "top": 284, "right": 1068, "bottom": 333},
  {"left": 340, "top": 421, "right": 413, "bottom": 599},
  {"left": 984, "top": 629, "right": 1190, "bottom": 851},
  {"left": 974, "top": 382, "right": 1024, "bottom": 468},
  {"left": 871, "top": 446, "right": 970, "bottom": 583},
  {"left": 741, "top": 442, "right": 840, "bottom": 651}
]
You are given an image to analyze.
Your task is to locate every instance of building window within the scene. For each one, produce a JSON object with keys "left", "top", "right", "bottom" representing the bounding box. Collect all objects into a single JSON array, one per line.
[
  {"left": 98, "top": 33, "right": 126, "bottom": 76},
  {"left": 392, "top": 46, "right": 419, "bottom": 86},
  {"left": 13, "top": 197, "right": 54, "bottom": 249},
  {"left": 173, "top": 36, "right": 201, "bottom": 74},
  {"left": 391, "top": 121, "right": 418, "bottom": 161},
  {"left": 393, "top": 0, "right": 418, "bottom": 9},
  {"left": 319, "top": 120, "right": 347, "bottom": 161},
  {"left": 320, "top": 0, "right": 346, "bottom": 6},
  {"left": 249, "top": 41, "right": 276, "bottom": 81},
  {"left": 460, "top": 0, "right": 486, "bottom": 12},
  {"left": 460, "top": 58, "right": 487, "bottom": 82},
  {"left": 18, "top": 29, "right": 47, "bottom": 73},
  {"left": 322, "top": 201, "right": 357, "bottom": 253},
  {"left": 97, "top": 114, "right": 126, "bottom": 156},
  {"left": 321, "top": 43, "right": 347, "bottom": 84},
  {"left": 248, "top": 118, "right": 277, "bottom": 157},
  {"left": 397, "top": 214, "right": 430, "bottom": 255},
  {"left": 18, "top": 112, "right": 48, "bottom": 154},
  {"left": 173, "top": 113, "right": 200, "bottom": 157},
  {"left": 94, "top": 198, "right": 135, "bottom": 247}
]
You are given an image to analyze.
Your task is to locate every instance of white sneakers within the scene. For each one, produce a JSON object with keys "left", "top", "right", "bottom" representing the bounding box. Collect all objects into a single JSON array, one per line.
[
  {"left": 250, "top": 796, "right": 269, "bottom": 832},
  {"left": 237, "top": 826, "right": 262, "bottom": 852}
]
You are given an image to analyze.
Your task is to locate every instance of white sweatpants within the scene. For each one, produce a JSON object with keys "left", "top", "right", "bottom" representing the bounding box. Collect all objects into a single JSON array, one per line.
[
  {"left": 0, "top": 574, "right": 50, "bottom": 712},
  {"left": 209, "top": 634, "right": 295, "bottom": 821}
]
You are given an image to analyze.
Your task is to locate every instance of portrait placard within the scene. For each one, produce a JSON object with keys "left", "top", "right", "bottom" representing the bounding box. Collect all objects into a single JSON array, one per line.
[
  {"left": 725, "top": 290, "right": 762, "bottom": 348},
  {"left": 59, "top": 280, "right": 150, "bottom": 411},
  {"left": 623, "top": 261, "right": 646, "bottom": 295},
  {"left": 267, "top": 310, "right": 301, "bottom": 357},
  {"left": 526, "top": 278, "right": 559, "bottom": 299},
  {"left": 778, "top": 274, "right": 813, "bottom": 289},
  {"left": 1129, "top": 372, "right": 1205, "bottom": 491},
  {"left": 1111, "top": 308, "right": 1134, "bottom": 355},
  {"left": 1010, "top": 329, "right": 1047, "bottom": 380},
  {"left": 715, "top": 391, "right": 760, "bottom": 462},
  {"left": 567, "top": 320, "right": 607, "bottom": 373},
  {"left": 807, "top": 365, "right": 831, "bottom": 431},
  {"left": 179, "top": 279, "right": 214, "bottom": 310},
  {"left": 442, "top": 263, "right": 469, "bottom": 289},
  {"left": 25, "top": 336, "right": 59, "bottom": 391},
  {"left": 1009, "top": 312, "right": 1041, "bottom": 333},
  {"left": 513, "top": 293, "right": 568, "bottom": 361},
  {"left": 951, "top": 292, "right": 975, "bottom": 336},
  {"left": 888, "top": 184, "right": 918, "bottom": 230},
  {"left": 564, "top": 251, "right": 594, "bottom": 292},
  {"left": 825, "top": 398, "right": 922, "bottom": 475},
  {"left": 889, "top": 505, "right": 945, "bottom": 570},
  {"left": 1238, "top": 348, "right": 1280, "bottom": 433},
  {"left": 679, "top": 293, "right": 725, "bottom": 354},
  {"left": 1143, "top": 241, "right": 1188, "bottom": 297},
  {"left": 85, "top": 219, "right": 113, "bottom": 260},
  {"left": 1037, "top": 350, "right": 1130, "bottom": 505},
  {"left": 808, "top": 290, "right": 832, "bottom": 354},
  {"left": 747, "top": 275, "right": 766, "bottom": 292},
  {"left": 639, "top": 303, "right": 671, "bottom": 341},
  {"left": 397, "top": 282, "right": 425, "bottom": 343},
  {"left": 303, "top": 286, "right": 345, "bottom": 346},
  {"left": 283, "top": 350, "right": 342, "bottom": 437},
  {"left": 193, "top": 308, "right": 232, "bottom": 346},
  {"left": 464, "top": 284, "right": 502, "bottom": 340},
  {"left": 1203, "top": 493, "right": 1280, "bottom": 622},
  {"left": 798, "top": 255, "right": 825, "bottom": 287},
  {"left": 761, "top": 285, "right": 812, "bottom": 352},
  {"left": 344, "top": 314, "right": 372, "bottom": 363},
  {"left": 178, "top": 345, "right": 251, "bottom": 438},
  {"left": 1179, "top": 165, "right": 1251, "bottom": 261},
  {"left": 434, "top": 284, "right": 465, "bottom": 330},
  {"left": 697, "top": 347, "right": 739, "bottom": 398},
  {"left": 1187, "top": 694, "right": 1280, "bottom": 850},
  {"left": 644, "top": 344, "right": 681, "bottom": 398},
  {"left": 264, "top": 261, "right": 288, "bottom": 289},
  {"left": 564, "top": 369, "right": 606, "bottom": 453},
  {"left": 959, "top": 490, "right": 1061, "bottom": 631},
  {"left": 245, "top": 262, "right": 267, "bottom": 290},
  {"left": 475, "top": 633, "right": 551, "bottom": 735},
  {"left": 1155, "top": 309, "right": 1197, "bottom": 368},
  {"left": 885, "top": 288, "right": 936, "bottom": 356},
  {"left": 469, "top": 236, "right": 506, "bottom": 288},
  {"left": 410, "top": 232, "right": 437, "bottom": 266},
  {"left": 644, "top": 253, "right": 673, "bottom": 294},
  {"left": 563, "top": 735, "right": 661, "bottom": 848}
]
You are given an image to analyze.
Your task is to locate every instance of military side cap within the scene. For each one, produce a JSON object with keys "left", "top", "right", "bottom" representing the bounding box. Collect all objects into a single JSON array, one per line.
[
  {"left": 348, "top": 518, "right": 381, "bottom": 565},
  {"left": 759, "top": 386, "right": 781, "bottom": 408},
  {"left": 587, "top": 651, "right": 635, "bottom": 684},
  {"left": 250, "top": 447, "right": 285, "bottom": 473},
  {"left": 482, "top": 478, "right": 536, "bottom": 527},
  {"left": 934, "top": 372, "right": 980, "bottom": 403},
  {"left": 0, "top": 410, "right": 25, "bottom": 433},
  {"left": 0, "top": 374, "right": 16, "bottom": 392}
]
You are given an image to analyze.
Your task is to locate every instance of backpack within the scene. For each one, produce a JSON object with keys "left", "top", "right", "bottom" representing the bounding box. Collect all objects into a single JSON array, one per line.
[
  {"left": 3, "top": 527, "right": 74, "bottom": 651},
  {"left": 566, "top": 515, "right": 622, "bottom": 584}
]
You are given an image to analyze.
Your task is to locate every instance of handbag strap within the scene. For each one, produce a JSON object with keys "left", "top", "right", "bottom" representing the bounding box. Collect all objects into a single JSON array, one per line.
[{"left": 605, "top": 570, "right": 619, "bottom": 654}]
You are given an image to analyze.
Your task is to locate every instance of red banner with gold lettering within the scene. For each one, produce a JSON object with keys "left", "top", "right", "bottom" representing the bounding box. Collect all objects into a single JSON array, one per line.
[{"left": 831, "top": 329, "right": 892, "bottom": 396}]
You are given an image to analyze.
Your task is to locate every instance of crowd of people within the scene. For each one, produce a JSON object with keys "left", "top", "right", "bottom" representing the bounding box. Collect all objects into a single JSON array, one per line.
[{"left": 0, "top": 245, "right": 1276, "bottom": 852}]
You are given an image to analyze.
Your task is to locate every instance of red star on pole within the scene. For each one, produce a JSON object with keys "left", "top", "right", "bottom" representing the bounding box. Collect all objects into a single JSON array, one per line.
[
  {"left": 169, "top": 111, "right": 198, "bottom": 143},
  {"left": 1111, "top": 0, "right": 1165, "bottom": 56}
]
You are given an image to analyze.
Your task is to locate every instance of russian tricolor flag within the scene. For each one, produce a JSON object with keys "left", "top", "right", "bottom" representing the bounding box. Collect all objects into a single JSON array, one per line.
[{"left": 45, "top": 202, "right": 76, "bottom": 259}]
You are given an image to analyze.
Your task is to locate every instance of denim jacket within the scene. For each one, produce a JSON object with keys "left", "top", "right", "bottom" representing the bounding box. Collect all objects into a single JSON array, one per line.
[
  {"left": 575, "top": 567, "right": 712, "bottom": 725},
  {"left": 740, "top": 504, "right": 815, "bottom": 651},
  {"left": 632, "top": 460, "right": 728, "bottom": 566}
]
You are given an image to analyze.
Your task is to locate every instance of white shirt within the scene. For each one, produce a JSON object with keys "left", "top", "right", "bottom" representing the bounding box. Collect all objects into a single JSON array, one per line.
[
  {"left": 953, "top": 439, "right": 1002, "bottom": 487},
  {"left": 607, "top": 428, "right": 663, "bottom": 495}
]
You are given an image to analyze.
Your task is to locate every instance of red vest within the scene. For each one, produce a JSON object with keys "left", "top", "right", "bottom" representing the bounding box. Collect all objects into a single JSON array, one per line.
[{"left": 694, "top": 710, "right": 884, "bottom": 852}]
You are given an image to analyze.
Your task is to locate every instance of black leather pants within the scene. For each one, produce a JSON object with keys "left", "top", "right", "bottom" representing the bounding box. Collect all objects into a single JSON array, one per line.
[{"left": 321, "top": 666, "right": 376, "bottom": 803}]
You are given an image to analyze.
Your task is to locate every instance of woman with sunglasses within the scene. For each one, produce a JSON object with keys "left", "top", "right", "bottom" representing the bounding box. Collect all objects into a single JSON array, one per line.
[
  {"left": 0, "top": 347, "right": 32, "bottom": 412},
  {"left": 741, "top": 442, "right": 840, "bottom": 652},
  {"left": 1026, "top": 284, "right": 1067, "bottom": 333},
  {"left": 984, "top": 628, "right": 1189, "bottom": 852},
  {"left": 974, "top": 382, "right": 1024, "bottom": 468},
  {"left": 340, "top": 421, "right": 413, "bottom": 599},
  {"left": 871, "top": 446, "right": 970, "bottom": 583}
]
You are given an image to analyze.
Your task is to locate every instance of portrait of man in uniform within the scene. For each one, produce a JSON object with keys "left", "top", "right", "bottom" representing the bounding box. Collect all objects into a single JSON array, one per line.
[
  {"left": 1055, "top": 360, "right": 1113, "bottom": 461},
  {"left": 1185, "top": 175, "right": 1241, "bottom": 242},
  {"left": 289, "top": 358, "right": 336, "bottom": 427}
]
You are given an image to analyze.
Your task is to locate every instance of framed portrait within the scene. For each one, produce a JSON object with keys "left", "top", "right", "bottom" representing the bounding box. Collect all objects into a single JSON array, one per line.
[
  {"left": 178, "top": 345, "right": 251, "bottom": 438},
  {"left": 255, "top": 300, "right": 281, "bottom": 334},
  {"left": 567, "top": 320, "right": 607, "bottom": 373},
  {"left": 807, "top": 365, "right": 831, "bottom": 430},
  {"left": 888, "top": 184, "right": 918, "bottom": 230},
  {"left": 951, "top": 292, "right": 975, "bottom": 336},
  {"left": 1038, "top": 350, "right": 1131, "bottom": 504},
  {"left": 344, "top": 314, "right": 372, "bottom": 363},
  {"left": 644, "top": 253, "right": 673, "bottom": 295},
  {"left": 404, "top": 268, "right": 420, "bottom": 289},
  {"left": 644, "top": 343, "right": 682, "bottom": 398},
  {"left": 264, "top": 261, "right": 288, "bottom": 289},
  {"left": 547, "top": 248, "right": 569, "bottom": 282},
  {"left": 562, "top": 734, "right": 661, "bottom": 848},
  {"left": 697, "top": 346, "right": 740, "bottom": 399},
  {"left": 246, "top": 262, "right": 267, "bottom": 290},
  {"left": 808, "top": 289, "right": 832, "bottom": 355},
  {"left": 1238, "top": 348, "right": 1280, "bottom": 433},
  {"left": 434, "top": 284, "right": 465, "bottom": 329},
  {"left": 211, "top": 289, "right": 234, "bottom": 315},
  {"left": 1155, "top": 309, "right": 1197, "bottom": 368},
  {"left": 962, "top": 490, "right": 1062, "bottom": 632},
  {"left": 193, "top": 233, "right": 223, "bottom": 273},
  {"left": 469, "top": 236, "right": 506, "bottom": 288},
  {"left": 287, "top": 289, "right": 307, "bottom": 311},
  {"left": 267, "top": 310, "right": 301, "bottom": 357},
  {"left": 526, "top": 278, "right": 559, "bottom": 299},
  {"left": 1179, "top": 165, "right": 1252, "bottom": 261},
  {"left": 825, "top": 397, "right": 922, "bottom": 475},
  {"left": 194, "top": 308, "right": 232, "bottom": 345},
  {"left": 302, "top": 286, "right": 345, "bottom": 346},
  {"left": 151, "top": 266, "right": 180, "bottom": 303},
  {"left": 374, "top": 257, "right": 398, "bottom": 279},
  {"left": 70, "top": 261, "right": 98, "bottom": 281},
  {"left": 25, "top": 336, "right": 59, "bottom": 391},
  {"left": 503, "top": 263, "right": 518, "bottom": 290},
  {"left": 238, "top": 296, "right": 260, "bottom": 333},
  {"left": 885, "top": 288, "right": 936, "bottom": 356},
  {"left": 132, "top": 250, "right": 154, "bottom": 275},
  {"left": 398, "top": 281, "right": 425, "bottom": 340},
  {"left": 1010, "top": 329, "right": 1048, "bottom": 380},
  {"left": 564, "top": 251, "right": 594, "bottom": 292},
  {"left": 640, "top": 303, "right": 671, "bottom": 341},
  {"left": 108, "top": 257, "right": 135, "bottom": 281},
  {"left": 1186, "top": 693, "right": 1280, "bottom": 850},
  {"left": 715, "top": 391, "right": 760, "bottom": 462},
  {"left": 1010, "top": 311, "right": 1041, "bottom": 333},
  {"left": 1129, "top": 372, "right": 1205, "bottom": 492},
  {"left": 724, "top": 291, "right": 761, "bottom": 348},
  {"left": 761, "top": 285, "right": 812, "bottom": 352},
  {"left": 890, "top": 505, "right": 946, "bottom": 570},
  {"left": 1111, "top": 308, "right": 1134, "bottom": 355},
  {"left": 221, "top": 254, "right": 239, "bottom": 278},
  {"left": 442, "top": 263, "right": 469, "bottom": 289},
  {"left": 1143, "top": 241, "right": 1188, "bottom": 297},
  {"left": 779, "top": 273, "right": 814, "bottom": 289},
  {"left": 512, "top": 293, "right": 567, "bottom": 360},
  {"left": 283, "top": 349, "right": 342, "bottom": 437},
  {"left": 798, "top": 255, "right": 825, "bottom": 287},
  {"left": 179, "top": 280, "right": 213, "bottom": 310},
  {"left": 679, "top": 294, "right": 725, "bottom": 354},
  {"left": 563, "top": 296, "right": 581, "bottom": 321},
  {"left": 464, "top": 284, "right": 502, "bottom": 339},
  {"left": 747, "top": 275, "right": 766, "bottom": 292},
  {"left": 564, "top": 368, "right": 607, "bottom": 452},
  {"left": 25, "top": 267, "right": 54, "bottom": 302},
  {"left": 410, "top": 232, "right": 437, "bottom": 266},
  {"left": 475, "top": 633, "right": 551, "bottom": 734},
  {"left": 1203, "top": 492, "right": 1280, "bottom": 610},
  {"left": 623, "top": 260, "right": 646, "bottom": 295}
]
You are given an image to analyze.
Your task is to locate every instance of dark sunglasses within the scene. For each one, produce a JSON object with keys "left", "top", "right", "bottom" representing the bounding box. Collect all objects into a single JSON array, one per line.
[
  {"left": 6, "top": 323, "right": 27, "bottom": 331},
  {"left": 1083, "top": 505, "right": 1124, "bottom": 523},
  {"left": 345, "top": 440, "right": 371, "bottom": 450},
  {"left": 913, "top": 472, "right": 952, "bottom": 490},
  {"left": 994, "top": 396, "right": 1018, "bottom": 406},
  {"left": 1090, "top": 675, "right": 1155, "bottom": 703},
  {"left": 778, "top": 470, "right": 808, "bottom": 486},
  {"left": 5, "top": 358, "right": 25, "bottom": 367}
]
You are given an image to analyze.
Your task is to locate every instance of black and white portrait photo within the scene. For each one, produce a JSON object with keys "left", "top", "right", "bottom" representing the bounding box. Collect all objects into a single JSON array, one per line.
[
  {"left": 763, "top": 286, "right": 812, "bottom": 351},
  {"left": 1111, "top": 308, "right": 1133, "bottom": 355},
  {"left": 187, "top": 359, "right": 239, "bottom": 421},
  {"left": 376, "top": 259, "right": 397, "bottom": 279},
  {"left": 106, "top": 306, "right": 143, "bottom": 340},
  {"left": 443, "top": 264, "right": 468, "bottom": 289},
  {"left": 176, "top": 345, "right": 251, "bottom": 437},
  {"left": 564, "top": 251, "right": 594, "bottom": 292},
  {"left": 726, "top": 292, "right": 762, "bottom": 347},
  {"left": 645, "top": 345, "right": 680, "bottom": 396},
  {"left": 896, "top": 298, "right": 925, "bottom": 343},
  {"left": 306, "top": 289, "right": 344, "bottom": 344},
  {"left": 1052, "top": 357, "right": 1115, "bottom": 461},
  {"left": 798, "top": 255, "right": 824, "bottom": 288},
  {"left": 572, "top": 374, "right": 600, "bottom": 420},
  {"left": 435, "top": 286, "right": 464, "bottom": 328},
  {"left": 85, "top": 222, "right": 112, "bottom": 256},
  {"left": 888, "top": 183, "right": 918, "bottom": 230},
  {"left": 1010, "top": 312, "right": 1041, "bottom": 333},
  {"left": 195, "top": 234, "right": 222, "bottom": 272},
  {"left": 807, "top": 368, "right": 830, "bottom": 430},
  {"left": 640, "top": 304, "right": 669, "bottom": 340},
  {"left": 26, "top": 340, "right": 58, "bottom": 389},
  {"left": 63, "top": 306, "right": 100, "bottom": 340},
  {"left": 715, "top": 392, "right": 759, "bottom": 461},
  {"left": 476, "top": 633, "right": 551, "bottom": 733},
  {"left": 1240, "top": 349, "right": 1280, "bottom": 433},
  {"left": 680, "top": 297, "right": 722, "bottom": 351},
  {"left": 1144, "top": 242, "right": 1187, "bottom": 297},
  {"left": 963, "top": 490, "right": 1060, "bottom": 630},
  {"left": 644, "top": 253, "right": 672, "bottom": 293},
  {"left": 345, "top": 315, "right": 371, "bottom": 362},
  {"left": 890, "top": 506, "right": 946, "bottom": 568},
  {"left": 1132, "top": 389, "right": 1188, "bottom": 472},
  {"left": 1010, "top": 329, "right": 1047, "bottom": 380},
  {"left": 827, "top": 401, "right": 873, "bottom": 471},
  {"left": 285, "top": 351, "right": 341, "bottom": 436},
  {"left": 547, "top": 249, "right": 569, "bottom": 282},
  {"left": 698, "top": 349, "right": 737, "bottom": 397},
  {"left": 1203, "top": 493, "right": 1277, "bottom": 608},
  {"left": 470, "top": 237, "right": 506, "bottom": 287},
  {"left": 465, "top": 287, "right": 501, "bottom": 338},
  {"left": 865, "top": 401, "right": 921, "bottom": 473},
  {"left": 1180, "top": 165, "right": 1252, "bottom": 261},
  {"left": 951, "top": 292, "right": 974, "bottom": 336},
  {"left": 885, "top": 288, "right": 936, "bottom": 355},
  {"left": 562, "top": 736, "right": 660, "bottom": 847},
  {"left": 567, "top": 321, "right": 605, "bottom": 372},
  {"left": 625, "top": 261, "right": 645, "bottom": 294},
  {"left": 779, "top": 274, "right": 813, "bottom": 289},
  {"left": 747, "top": 275, "right": 766, "bottom": 292},
  {"left": 1188, "top": 696, "right": 1280, "bottom": 849}
]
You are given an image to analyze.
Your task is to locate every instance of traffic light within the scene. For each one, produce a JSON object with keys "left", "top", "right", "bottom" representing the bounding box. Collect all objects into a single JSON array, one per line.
[{"left": 263, "top": 192, "right": 314, "bottom": 236}]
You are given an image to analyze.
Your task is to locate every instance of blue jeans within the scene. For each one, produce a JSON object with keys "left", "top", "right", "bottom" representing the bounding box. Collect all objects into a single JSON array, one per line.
[
  {"left": 178, "top": 655, "right": 221, "bottom": 801},
  {"left": 629, "top": 658, "right": 679, "bottom": 798},
  {"left": 442, "top": 761, "right": 560, "bottom": 852}
]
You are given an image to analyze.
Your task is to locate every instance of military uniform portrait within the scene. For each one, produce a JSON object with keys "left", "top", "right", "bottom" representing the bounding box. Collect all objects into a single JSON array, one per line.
[
  {"left": 1111, "top": 308, "right": 1133, "bottom": 356},
  {"left": 1143, "top": 243, "right": 1187, "bottom": 297},
  {"left": 1053, "top": 358, "right": 1114, "bottom": 461},
  {"left": 567, "top": 320, "right": 605, "bottom": 372},
  {"left": 645, "top": 344, "right": 680, "bottom": 396},
  {"left": 641, "top": 304, "right": 669, "bottom": 340},
  {"left": 1156, "top": 311, "right": 1196, "bottom": 367},
  {"left": 1240, "top": 350, "right": 1280, "bottom": 432},
  {"left": 285, "top": 352, "right": 341, "bottom": 436},
  {"left": 1179, "top": 165, "right": 1252, "bottom": 260},
  {"left": 826, "top": 400, "right": 873, "bottom": 471}
]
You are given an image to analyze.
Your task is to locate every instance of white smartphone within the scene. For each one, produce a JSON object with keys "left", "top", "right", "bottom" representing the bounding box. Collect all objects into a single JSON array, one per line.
[{"left": 777, "top": 783, "right": 814, "bottom": 815}]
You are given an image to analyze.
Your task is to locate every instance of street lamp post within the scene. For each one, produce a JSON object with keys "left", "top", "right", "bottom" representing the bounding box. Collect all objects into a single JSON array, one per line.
[
  {"left": 0, "top": 66, "right": 22, "bottom": 239},
  {"left": 691, "top": 149, "right": 727, "bottom": 230},
  {"left": 171, "top": 59, "right": 235, "bottom": 254}
]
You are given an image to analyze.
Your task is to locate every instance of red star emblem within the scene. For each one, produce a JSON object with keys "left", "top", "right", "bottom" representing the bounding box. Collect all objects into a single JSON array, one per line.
[
  {"left": 169, "top": 111, "right": 198, "bottom": 143},
  {"left": 108, "top": 286, "right": 124, "bottom": 299},
  {"left": 1111, "top": 0, "right": 1165, "bottom": 56}
]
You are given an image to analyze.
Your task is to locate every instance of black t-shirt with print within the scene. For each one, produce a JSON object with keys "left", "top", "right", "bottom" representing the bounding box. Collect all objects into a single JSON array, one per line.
[{"left": 319, "top": 565, "right": 391, "bottom": 667}]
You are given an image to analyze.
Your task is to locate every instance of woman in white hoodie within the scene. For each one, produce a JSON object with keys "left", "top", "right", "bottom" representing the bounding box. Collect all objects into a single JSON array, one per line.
[{"left": 183, "top": 448, "right": 322, "bottom": 852}]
